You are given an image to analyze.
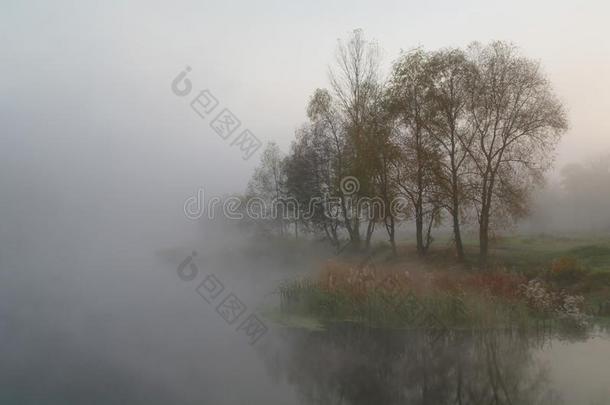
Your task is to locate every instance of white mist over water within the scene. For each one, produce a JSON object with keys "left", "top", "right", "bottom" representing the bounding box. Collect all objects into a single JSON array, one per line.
[{"left": 1, "top": 0, "right": 610, "bottom": 403}]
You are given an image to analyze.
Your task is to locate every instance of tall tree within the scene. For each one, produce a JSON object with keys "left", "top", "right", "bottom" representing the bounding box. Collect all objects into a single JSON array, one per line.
[
  {"left": 366, "top": 97, "right": 402, "bottom": 255},
  {"left": 426, "top": 49, "right": 476, "bottom": 261},
  {"left": 464, "top": 42, "right": 567, "bottom": 266},
  {"left": 328, "top": 28, "right": 383, "bottom": 250},
  {"left": 284, "top": 124, "right": 341, "bottom": 245},
  {"left": 247, "top": 142, "right": 287, "bottom": 236},
  {"left": 305, "top": 88, "right": 351, "bottom": 249},
  {"left": 387, "top": 49, "right": 443, "bottom": 256}
]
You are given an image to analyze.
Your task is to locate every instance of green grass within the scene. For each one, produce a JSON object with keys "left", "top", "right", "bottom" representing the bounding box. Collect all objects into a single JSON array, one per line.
[
  {"left": 274, "top": 278, "right": 593, "bottom": 335},
  {"left": 262, "top": 308, "right": 325, "bottom": 331},
  {"left": 458, "top": 234, "right": 610, "bottom": 301},
  {"left": 274, "top": 233, "right": 610, "bottom": 329},
  {"left": 454, "top": 233, "right": 610, "bottom": 273},
  {"left": 494, "top": 237, "right": 610, "bottom": 300},
  {"left": 566, "top": 245, "right": 610, "bottom": 271},
  {"left": 269, "top": 233, "right": 610, "bottom": 333}
]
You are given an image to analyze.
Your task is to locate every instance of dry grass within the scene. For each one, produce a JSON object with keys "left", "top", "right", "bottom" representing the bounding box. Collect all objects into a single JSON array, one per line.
[{"left": 315, "top": 257, "right": 525, "bottom": 301}]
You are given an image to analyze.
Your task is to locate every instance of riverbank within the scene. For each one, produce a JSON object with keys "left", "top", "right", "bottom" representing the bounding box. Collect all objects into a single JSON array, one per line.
[{"left": 269, "top": 233, "right": 610, "bottom": 332}]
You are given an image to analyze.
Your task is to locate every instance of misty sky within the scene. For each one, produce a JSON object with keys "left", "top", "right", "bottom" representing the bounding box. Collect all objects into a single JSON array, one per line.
[
  {"left": 0, "top": 3, "right": 609, "bottom": 402},
  {"left": 1, "top": 0, "right": 608, "bottom": 223}
]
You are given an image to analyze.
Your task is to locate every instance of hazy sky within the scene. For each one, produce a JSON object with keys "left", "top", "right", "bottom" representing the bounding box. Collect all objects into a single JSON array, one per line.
[
  {"left": 1, "top": 0, "right": 609, "bottom": 200},
  {"left": 2, "top": 4, "right": 609, "bottom": 402},
  {"left": 0, "top": 4, "right": 609, "bottom": 402}
]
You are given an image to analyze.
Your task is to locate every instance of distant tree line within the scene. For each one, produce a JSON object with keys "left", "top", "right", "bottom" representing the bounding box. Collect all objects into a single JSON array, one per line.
[
  {"left": 245, "top": 29, "right": 567, "bottom": 266},
  {"left": 526, "top": 153, "right": 610, "bottom": 233}
]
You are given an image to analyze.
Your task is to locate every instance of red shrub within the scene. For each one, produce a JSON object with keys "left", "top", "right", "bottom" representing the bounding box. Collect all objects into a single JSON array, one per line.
[{"left": 462, "top": 272, "right": 526, "bottom": 299}]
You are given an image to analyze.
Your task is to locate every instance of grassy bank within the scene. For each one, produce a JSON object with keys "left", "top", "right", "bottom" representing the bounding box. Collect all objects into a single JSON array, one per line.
[{"left": 272, "top": 234, "right": 610, "bottom": 332}]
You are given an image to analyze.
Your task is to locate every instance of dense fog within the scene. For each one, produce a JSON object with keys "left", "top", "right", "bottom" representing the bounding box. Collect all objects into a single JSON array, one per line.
[{"left": 1, "top": 1, "right": 609, "bottom": 403}]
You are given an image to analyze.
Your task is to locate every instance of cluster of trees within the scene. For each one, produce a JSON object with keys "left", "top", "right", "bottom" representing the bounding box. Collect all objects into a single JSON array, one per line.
[{"left": 246, "top": 30, "right": 567, "bottom": 265}]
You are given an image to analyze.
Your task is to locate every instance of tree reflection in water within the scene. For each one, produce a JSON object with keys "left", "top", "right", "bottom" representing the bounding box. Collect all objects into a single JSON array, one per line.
[{"left": 260, "top": 324, "right": 565, "bottom": 405}]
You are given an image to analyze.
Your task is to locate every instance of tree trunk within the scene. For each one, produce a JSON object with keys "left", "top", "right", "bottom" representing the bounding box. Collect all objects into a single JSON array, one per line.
[
  {"left": 479, "top": 171, "right": 495, "bottom": 269},
  {"left": 479, "top": 207, "right": 489, "bottom": 268},
  {"left": 385, "top": 215, "right": 397, "bottom": 256},
  {"left": 415, "top": 204, "right": 425, "bottom": 256},
  {"left": 351, "top": 215, "right": 361, "bottom": 250},
  {"left": 365, "top": 219, "right": 375, "bottom": 250},
  {"left": 323, "top": 223, "right": 340, "bottom": 252},
  {"left": 424, "top": 211, "right": 435, "bottom": 253},
  {"left": 340, "top": 194, "right": 361, "bottom": 250},
  {"left": 452, "top": 204, "right": 465, "bottom": 262},
  {"left": 451, "top": 172, "right": 465, "bottom": 261}
]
